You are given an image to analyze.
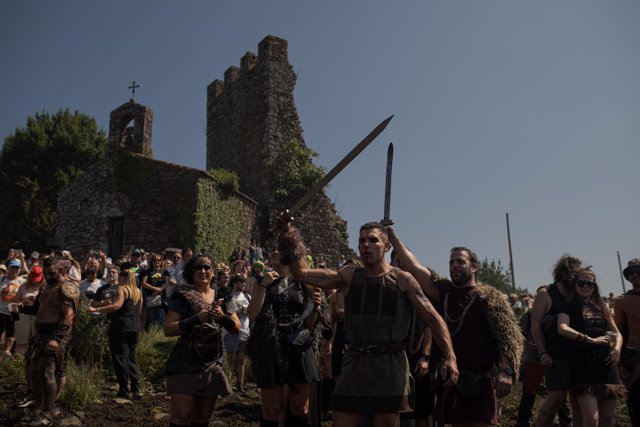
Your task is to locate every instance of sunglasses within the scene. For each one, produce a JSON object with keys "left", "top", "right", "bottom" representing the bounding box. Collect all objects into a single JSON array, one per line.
[
  {"left": 628, "top": 270, "right": 640, "bottom": 277},
  {"left": 576, "top": 280, "right": 596, "bottom": 289},
  {"left": 194, "top": 264, "right": 212, "bottom": 271}
]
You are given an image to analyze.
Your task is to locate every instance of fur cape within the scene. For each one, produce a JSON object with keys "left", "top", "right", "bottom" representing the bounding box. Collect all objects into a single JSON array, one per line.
[
  {"left": 437, "top": 279, "right": 525, "bottom": 379},
  {"left": 277, "top": 227, "right": 307, "bottom": 266}
]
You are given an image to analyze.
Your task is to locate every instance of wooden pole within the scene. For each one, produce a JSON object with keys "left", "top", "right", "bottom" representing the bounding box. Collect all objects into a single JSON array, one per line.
[
  {"left": 506, "top": 213, "right": 516, "bottom": 292},
  {"left": 617, "top": 250, "right": 626, "bottom": 293}
]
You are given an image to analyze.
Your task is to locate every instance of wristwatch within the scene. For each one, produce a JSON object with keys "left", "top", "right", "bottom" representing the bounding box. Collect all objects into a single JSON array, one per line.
[{"left": 500, "top": 366, "right": 515, "bottom": 377}]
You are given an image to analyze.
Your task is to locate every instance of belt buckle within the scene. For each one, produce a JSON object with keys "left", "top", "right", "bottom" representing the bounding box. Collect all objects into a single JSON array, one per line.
[{"left": 366, "top": 345, "right": 378, "bottom": 356}]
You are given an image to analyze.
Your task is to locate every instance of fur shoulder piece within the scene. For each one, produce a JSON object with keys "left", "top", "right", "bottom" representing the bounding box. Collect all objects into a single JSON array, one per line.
[
  {"left": 172, "top": 285, "right": 210, "bottom": 313},
  {"left": 475, "top": 283, "right": 525, "bottom": 379},
  {"left": 278, "top": 227, "right": 307, "bottom": 265}
]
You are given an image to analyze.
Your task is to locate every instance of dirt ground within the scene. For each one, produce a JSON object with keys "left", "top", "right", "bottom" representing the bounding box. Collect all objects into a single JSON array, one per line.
[{"left": 0, "top": 377, "right": 633, "bottom": 426}]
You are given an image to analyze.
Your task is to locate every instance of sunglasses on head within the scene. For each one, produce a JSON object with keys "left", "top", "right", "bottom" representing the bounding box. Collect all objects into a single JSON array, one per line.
[
  {"left": 576, "top": 280, "right": 596, "bottom": 288},
  {"left": 194, "top": 264, "right": 212, "bottom": 271}
]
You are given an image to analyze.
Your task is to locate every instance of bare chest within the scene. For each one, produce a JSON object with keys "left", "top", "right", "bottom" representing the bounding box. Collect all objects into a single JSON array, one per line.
[{"left": 36, "top": 289, "right": 65, "bottom": 323}]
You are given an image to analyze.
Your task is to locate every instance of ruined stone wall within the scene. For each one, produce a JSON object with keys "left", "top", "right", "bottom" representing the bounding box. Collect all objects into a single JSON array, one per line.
[
  {"left": 56, "top": 151, "right": 256, "bottom": 262},
  {"left": 207, "top": 35, "right": 353, "bottom": 264},
  {"left": 207, "top": 35, "right": 302, "bottom": 203}
]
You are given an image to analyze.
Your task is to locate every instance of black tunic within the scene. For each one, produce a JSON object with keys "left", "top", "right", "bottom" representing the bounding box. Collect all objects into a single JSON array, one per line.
[
  {"left": 247, "top": 277, "right": 320, "bottom": 388},
  {"left": 563, "top": 301, "right": 624, "bottom": 398}
]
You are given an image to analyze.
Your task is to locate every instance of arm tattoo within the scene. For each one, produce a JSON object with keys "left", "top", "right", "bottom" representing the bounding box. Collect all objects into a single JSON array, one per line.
[{"left": 307, "top": 271, "right": 326, "bottom": 280}]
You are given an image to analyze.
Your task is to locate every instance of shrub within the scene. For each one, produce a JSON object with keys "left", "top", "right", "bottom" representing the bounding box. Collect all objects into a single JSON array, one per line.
[
  {"left": 136, "top": 324, "right": 177, "bottom": 384},
  {"left": 69, "top": 298, "right": 110, "bottom": 367},
  {"left": 60, "top": 361, "right": 103, "bottom": 410},
  {"left": 0, "top": 356, "right": 25, "bottom": 386}
]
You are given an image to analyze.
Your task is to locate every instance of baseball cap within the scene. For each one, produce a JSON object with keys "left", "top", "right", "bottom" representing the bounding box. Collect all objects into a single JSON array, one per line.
[
  {"left": 7, "top": 259, "right": 21, "bottom": 268},
  {"left": 29, "top": 266, "right": 43, "bottom": 282}
]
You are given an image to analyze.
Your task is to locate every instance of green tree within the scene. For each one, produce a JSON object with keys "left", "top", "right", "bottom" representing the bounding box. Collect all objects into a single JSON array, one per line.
[
  {"left": 0, "top": 109, "right": 108, "bottom": 251},
  {"left": 268, "top": 139, "right": 325, "bottom": 208},
  {"left": 476, "top": 257, "right": 513, "bottom": 294}
]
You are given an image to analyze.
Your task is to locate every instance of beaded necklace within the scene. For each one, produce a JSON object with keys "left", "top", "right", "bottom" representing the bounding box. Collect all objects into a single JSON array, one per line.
[
  {"left": 39, "top": 283, "right": 61, "bottom": 294},
  {"left": 443, "top": 290, "right": 478, "bottom": 337}
]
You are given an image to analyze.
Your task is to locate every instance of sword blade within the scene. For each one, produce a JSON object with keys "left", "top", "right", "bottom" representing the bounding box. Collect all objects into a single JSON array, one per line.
[
  {"left": 382, "top": 142, "right": 394, "bottom": 224},
  {"left": 289, "top": 115, "right": 394, "bottom": 215}
]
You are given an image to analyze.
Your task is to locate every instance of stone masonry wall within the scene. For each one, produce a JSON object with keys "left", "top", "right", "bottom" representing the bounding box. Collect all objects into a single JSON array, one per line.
[
  {"left": 56, "top": 151, "right": 256, "bottom": 262},
  {"left": 207, "top": 35, "right": 353, "bottom": 264}
]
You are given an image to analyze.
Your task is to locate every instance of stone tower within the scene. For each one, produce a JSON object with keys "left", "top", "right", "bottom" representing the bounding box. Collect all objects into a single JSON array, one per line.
[
  {"left": 207, "top": 35, "right": 301, "bottom": 201},
  {"left": 206, "top": 35, "right": 352, "bottom": 262},
  {"left": 108, "top": 99, "right": 153, "bottom": 158}
]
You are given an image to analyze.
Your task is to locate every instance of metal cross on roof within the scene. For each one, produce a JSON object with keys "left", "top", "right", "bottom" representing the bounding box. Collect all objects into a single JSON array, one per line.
[{"left": 128, "top": 81, "right": 140, "bottom": 99}]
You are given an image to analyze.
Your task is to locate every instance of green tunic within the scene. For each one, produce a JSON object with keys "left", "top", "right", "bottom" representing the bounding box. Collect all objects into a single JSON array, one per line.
[{"left": 331, "top": 268, "right": 413, "bottom": 413}]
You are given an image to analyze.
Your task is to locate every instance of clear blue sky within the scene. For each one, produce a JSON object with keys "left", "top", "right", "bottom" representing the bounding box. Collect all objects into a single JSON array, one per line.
[{"left": 1, "top": 1, "right": 638, "bottom": 296}]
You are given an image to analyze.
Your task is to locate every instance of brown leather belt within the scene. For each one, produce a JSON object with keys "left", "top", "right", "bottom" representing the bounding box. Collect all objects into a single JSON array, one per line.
[{"left": 345, "top": 342, "right": 406, "bottom": 356}]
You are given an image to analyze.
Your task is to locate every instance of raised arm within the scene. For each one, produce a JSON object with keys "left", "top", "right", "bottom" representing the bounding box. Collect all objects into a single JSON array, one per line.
[
  {"left": 386, "top": 226, "right": 438, "bottom": 301},
  {"left": 274, "top": 212, "right": 352, "bottom": 290},
  {"left": 289, "top": 262, "right": 353, "bottom": 291},
  {"left": 398, "top": 271, "right": 458, "bottom": 385}
]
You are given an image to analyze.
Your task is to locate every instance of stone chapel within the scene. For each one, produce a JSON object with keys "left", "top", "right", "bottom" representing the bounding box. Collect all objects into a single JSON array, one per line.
[{"left": 55, "top": 35, "right": 351, "bottom": 264}]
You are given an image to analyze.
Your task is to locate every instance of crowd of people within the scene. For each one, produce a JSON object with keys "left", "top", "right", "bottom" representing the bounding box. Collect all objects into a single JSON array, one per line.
[{"left": 0, "top": 221, "right": 639, "bottom": 427}]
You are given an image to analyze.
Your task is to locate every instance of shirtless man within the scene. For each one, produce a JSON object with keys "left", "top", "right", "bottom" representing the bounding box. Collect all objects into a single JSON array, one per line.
[
  {"left": 12, "top": 257, "right": 79, "bottom": 425},
  {"left": 613, "top": 258, "right": 640, "bottom": 426},
  {"left": 275, "top": 216, "right": 458, "bottom": 427}
]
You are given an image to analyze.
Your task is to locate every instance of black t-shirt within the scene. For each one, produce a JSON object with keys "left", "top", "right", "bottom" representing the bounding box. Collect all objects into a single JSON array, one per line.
[{"left": 139, "top": 269, "right": 164, "bottom": 297}]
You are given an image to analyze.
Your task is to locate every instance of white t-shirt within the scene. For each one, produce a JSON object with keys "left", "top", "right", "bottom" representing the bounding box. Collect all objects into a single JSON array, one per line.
[
  {"left": 0, "top": 276, "right": 27, "bottom": 315},
  {"left": 80, "top": 278, "right": 103, "bottom": 298},
  {"left": 226, "top": 291, "right": 251, "bottom": 338}
]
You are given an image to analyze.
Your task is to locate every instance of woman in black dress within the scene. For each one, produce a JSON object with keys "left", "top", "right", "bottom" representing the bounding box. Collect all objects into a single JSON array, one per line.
[
  {"left": 163, "top": 254, "right": 241, "bottom": 427},
  {"left": 557, "top": 267, "right": 624, "bottom": 427},
  {"left": 247, "top": 245, "right": 322, "bottom": 427}
]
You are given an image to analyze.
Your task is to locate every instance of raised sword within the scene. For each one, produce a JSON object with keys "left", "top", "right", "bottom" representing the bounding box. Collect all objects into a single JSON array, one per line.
[
  {"left": 381, "top": 142, "right": 394, "bottom": 226},
  {"left": 274, "top": 115, "right": 394, "bottom": 227}
]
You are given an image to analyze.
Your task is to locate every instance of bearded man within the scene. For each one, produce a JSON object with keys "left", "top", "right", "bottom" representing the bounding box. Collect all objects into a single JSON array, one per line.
[
  {"left": 12, "top": 256, "right": 79, "bottom": 425},
  {"left": 275, "top": 216, "right": 458, "bottom": 427},
  {"left": 388, "top": 227, "right": 523, "bottom": 427}
]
